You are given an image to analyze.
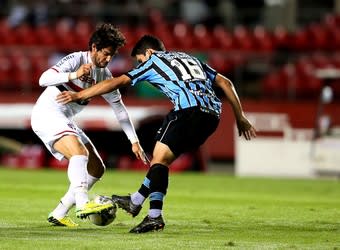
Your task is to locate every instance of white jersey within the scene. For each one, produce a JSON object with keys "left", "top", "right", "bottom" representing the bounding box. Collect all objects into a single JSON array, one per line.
[
  {"left": 35, "top": 51, "right": 120, "bottom": 117},
  {"left": 31, "top": 51, "right": 138, "bottom": 160}
]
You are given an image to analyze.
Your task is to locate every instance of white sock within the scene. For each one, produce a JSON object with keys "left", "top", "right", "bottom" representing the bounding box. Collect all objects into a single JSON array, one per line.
[
  {"left": 67, "top": 155, "right": 89, "bottom": 210},
  {"left": 52, "top": 173, "right": 100, "bottom": 219},
  {"left": 52, "top": 186, "right": 74, "bottom": 219},
  {"left": 131, "top": 192, "right": 146, "bottom": 206},
  {"left": 87, "top": 174, "right": 99, "bottom": 190},
  {"left": 148, "top": 209, "right": 161, "bottom": 218}
]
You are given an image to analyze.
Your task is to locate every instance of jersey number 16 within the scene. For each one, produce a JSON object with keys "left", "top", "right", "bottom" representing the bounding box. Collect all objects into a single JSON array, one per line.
[{"left": 171, "top": 58, "right": 205, "bottom": 81}]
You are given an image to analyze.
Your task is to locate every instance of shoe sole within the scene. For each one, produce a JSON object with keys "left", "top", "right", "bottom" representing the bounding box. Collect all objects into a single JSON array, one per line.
[
  {"left": 48, "top": 217, "right": 65, "bottom": 226},
  {"left": 76, "top": 205, "right": 113, "bottom": 219},
  {"left": 130, "top": 223, "right": 165, "bottom": 233},
  {"left": 47, "top": 216, "right": 78, "bottom": 227},
  {"left": 111, "top": 196, "right": 141, "bottom": 217}
]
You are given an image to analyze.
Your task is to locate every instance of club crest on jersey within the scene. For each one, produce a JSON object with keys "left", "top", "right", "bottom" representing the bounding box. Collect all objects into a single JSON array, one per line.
[{"left": 67, "top": 123, "right": 77, "bottom": 130}]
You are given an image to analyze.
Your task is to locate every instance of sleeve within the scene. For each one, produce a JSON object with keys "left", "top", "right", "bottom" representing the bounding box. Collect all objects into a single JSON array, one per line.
[
  {"left": 125, "top": 60, "right": 153, "bottom": 86},
  {"left": 201, "top": 61, "right": 218, "bottom": 82},
  {"left": 100, "top": 69, "right": 121, "bottom": 102},
  {"left": 103, "top": 92, "right": 139, "bottom": 144},
  {"left": 39, "top": 53, "right": 79, "bottom": 87}
]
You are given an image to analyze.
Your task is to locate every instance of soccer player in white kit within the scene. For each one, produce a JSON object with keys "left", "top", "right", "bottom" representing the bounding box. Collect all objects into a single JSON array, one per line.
[{"left": 31, "top": 24, "right": 147, "bottom": 227}]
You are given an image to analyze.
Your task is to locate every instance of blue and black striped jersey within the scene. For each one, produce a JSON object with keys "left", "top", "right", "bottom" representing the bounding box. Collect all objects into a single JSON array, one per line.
[{"left": 125, "top": 51, "right": 222, "bottom": 115}]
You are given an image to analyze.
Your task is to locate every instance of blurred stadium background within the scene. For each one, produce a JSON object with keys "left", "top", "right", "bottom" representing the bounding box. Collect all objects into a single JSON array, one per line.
[{"left": 0, "top": 0, "right": 340, "bottom": 177}]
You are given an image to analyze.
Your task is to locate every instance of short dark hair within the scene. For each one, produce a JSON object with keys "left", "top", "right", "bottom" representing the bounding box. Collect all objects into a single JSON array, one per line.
[
  {"left": 131, "top": 35, "right": 165, "bottom": 56},
  {"left": 89, "top": 23, "right": 126, "bottom": 51}
]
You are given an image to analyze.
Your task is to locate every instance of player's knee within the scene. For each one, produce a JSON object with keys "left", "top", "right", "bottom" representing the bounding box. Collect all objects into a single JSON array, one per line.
[
  {"left": 151, "top": 152, "right": 175, "bottom": 166},
  {"left": 78, "top": 147, "right": 89, "bottom": 156}
]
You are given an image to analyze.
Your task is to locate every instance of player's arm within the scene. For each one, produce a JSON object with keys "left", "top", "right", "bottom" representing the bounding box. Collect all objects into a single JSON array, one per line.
[
  {"left": 56, "top": 74, "right": 131, "bottom": 104},
  {"left": 102, "top": 92, "right": 149, "bottom": 165},
  {"left": 214, "top": 73, "right": 256, "bottom": 140},
  {"left": 112, "top": 100, "right": 149, "bottom": 165},
  {"left": 39, "top": 52, "right": 92, "bottom": 87}
]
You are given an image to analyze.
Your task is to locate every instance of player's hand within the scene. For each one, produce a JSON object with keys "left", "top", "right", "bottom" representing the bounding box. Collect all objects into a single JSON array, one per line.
[
  {"left": 77, "top": 63, "right": 92, "bottom": 77},
  {"left": 132, "top": 142, "right": 150, "bottom": 165},
  {"left": 56, "top": 91, "right": 80, "bottom": 104},
  {"left": 236, "top": 115, "right": 256, "bottom": 140}
]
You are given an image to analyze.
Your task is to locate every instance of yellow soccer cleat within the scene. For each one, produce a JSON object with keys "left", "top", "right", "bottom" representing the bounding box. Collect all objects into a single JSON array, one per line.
[
  {"left": 76, "top": 200, "right": 114, "bottom": 219},
  {"left": 47, "top": 213, "right": 79, "bottom": 227}
]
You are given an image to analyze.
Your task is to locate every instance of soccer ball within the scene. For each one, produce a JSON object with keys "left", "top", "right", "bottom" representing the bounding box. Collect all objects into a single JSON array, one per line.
[{"left": 88, "top": 195, "right": 117, "bottom": 226}]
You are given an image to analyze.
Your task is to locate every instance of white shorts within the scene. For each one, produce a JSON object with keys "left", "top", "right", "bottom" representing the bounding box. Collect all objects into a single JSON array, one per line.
[{"left": 31, "top": 106, "right": 90, "bottom": 161}]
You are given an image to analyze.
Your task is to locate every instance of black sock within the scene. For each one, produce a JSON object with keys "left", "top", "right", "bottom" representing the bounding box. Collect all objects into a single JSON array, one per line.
[
  {"left": 148, "top": 164, "right": 169, "bottom": 210},
  {"left": 136, "top": 167, "right": 154, "bottom": 198}
]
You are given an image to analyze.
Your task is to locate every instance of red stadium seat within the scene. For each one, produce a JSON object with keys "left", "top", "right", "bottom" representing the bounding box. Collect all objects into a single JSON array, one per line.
[
  {"left": 291, "top": 29, "right": 310, "bottom": 50},
  {"left": 15, "top": 24, "right": 37, "bottom": 46},
  {"left": 55, "top": 18, "right": 78, "bottom": 51},
  {"left": 294, "top": 56, "right": 315, "bottom": 77},
  {"left": 172, "top": 21, "right": 195, "bottom": 51},
  {"left": 147, "top": 9, "right": 166, "bottom": 26},
  {"left": 153, "top": 25, "right": 177, "bottom": 50},
  {"left": 74, "top": 18, "right": 93, "bottom": 38},
  {"left": 0, "top": 52, "right": 12, "bottom": 89},
  {"left": 207, "top": 53, "right": 234, "bottom": 74},
  {"left": 310, "top": 53, "right": 332, "bottom": 69},
  {"left": 273, "top": 26, "right": 290, "bottom": 48},
  {"left": 147, "top": 12, "right": 178, "bottom": 49},
  {"left": 252, "top": 25, "right": 275, "bottom": 52},
  {"left": 118, "top": 25, "right": 137, "bottom": 52},
  {"left": 134, "top": 25, "right": 153, "bottom": 39},
  {"left": 0, "top": 18, "right": 18, "bottom": 45},
  {"left": 193, "top": 24, "right": 213, "bottom": 50},
  {"left": 296, "top": 75, "right": 322, "bottom": 98},
  {"left": 233, "top": 25, "right": 256, "bottom": 51},
  {"left": 35, "top": 24, "right": 58, "bottom": 47},
  {"left": 262, "top": 72, "right": 286, "bottom": 98},
  {"left": 329, "top": 28, "right": 340, "bottom": 50},
  {"left": 306, "top": 23, "right": 330, "bottom": 50},
  {"left": 331, "top": 53, "right": 340, "bottom": 68},
  {"left": 212, "top": 25, "right": 236, "bottom": 50},
  {"left": 29, "top": 51, "right": 50, "bottom": 88},
  {"left": 8, "top": 51, "right": 32, "bottom": 90},
  {"left": 324, "top": 14, "right": 336, "bottom": 28},
  {"left": 74, "top": 18, "right": 94, "bottom": 50}
]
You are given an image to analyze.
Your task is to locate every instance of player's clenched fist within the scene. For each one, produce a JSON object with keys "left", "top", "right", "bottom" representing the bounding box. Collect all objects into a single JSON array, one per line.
[{"left": 77, "top": 63, "right": 92, "bottom": 77}]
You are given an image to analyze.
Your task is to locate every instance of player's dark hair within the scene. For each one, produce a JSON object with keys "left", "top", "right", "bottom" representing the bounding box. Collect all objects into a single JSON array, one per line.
[
  {"left": 89, "top": 23, "right": 126, "bottom": 51},
  {"left": 131, "top": 35, "right": 165, "bottom": 56}
]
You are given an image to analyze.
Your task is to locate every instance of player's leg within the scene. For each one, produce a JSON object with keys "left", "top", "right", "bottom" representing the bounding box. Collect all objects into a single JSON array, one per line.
[
  {"left": 84, "top": 141, "right": 105, "bottom": 191},
  {"left": 52, "top": 135, "right": 112, "bottom": 219},
  {"left": 112, "top": 111, "right": 177, "bottom": 219},
  {"left": 128, "top": 109, "right": 220, "bottom": 233},
  {"left": 53, "top": 134, "right": 90, "bottom": 210},
  {"left": 127, "top": 142, "right": 174, "bottom": 233},
  {"left": 56, "top": 135, "right": 106, "bottom": 207},
  {"left": 112, "top": 141, "right": 175, "bottom": 218},
  {"left": 47, "top": 134, "right": 88, "bottom": 226},
  {"left": 49, "top": 139, "right": 107, "bottom": 225}
]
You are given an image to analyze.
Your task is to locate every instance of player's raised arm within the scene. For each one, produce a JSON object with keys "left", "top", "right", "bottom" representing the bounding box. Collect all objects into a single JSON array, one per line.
[
  {"left": 56, "top": 74, "right": 131, "bottom": 104},
  {"left": 214, "top": 73, "right": 256, "bottom": 140}
]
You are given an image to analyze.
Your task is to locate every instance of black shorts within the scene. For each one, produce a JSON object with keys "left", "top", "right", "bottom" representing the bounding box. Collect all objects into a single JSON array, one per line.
[{"left": 155, "top": 107, "right": 220, "bottom": 156}]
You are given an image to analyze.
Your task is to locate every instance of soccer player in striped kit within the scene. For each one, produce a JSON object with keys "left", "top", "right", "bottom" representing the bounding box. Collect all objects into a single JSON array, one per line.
[
  {"left": 31, "top": 24, "right": 147, "bottom": 227},
  {"left": 56, "top": 35, "right": 256, "bottom": 232}
]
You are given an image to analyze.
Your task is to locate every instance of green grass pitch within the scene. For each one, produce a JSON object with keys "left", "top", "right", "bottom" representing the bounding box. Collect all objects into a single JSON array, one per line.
[{"left": 0, "top": 167, "right": 339, "bottom": 250}]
